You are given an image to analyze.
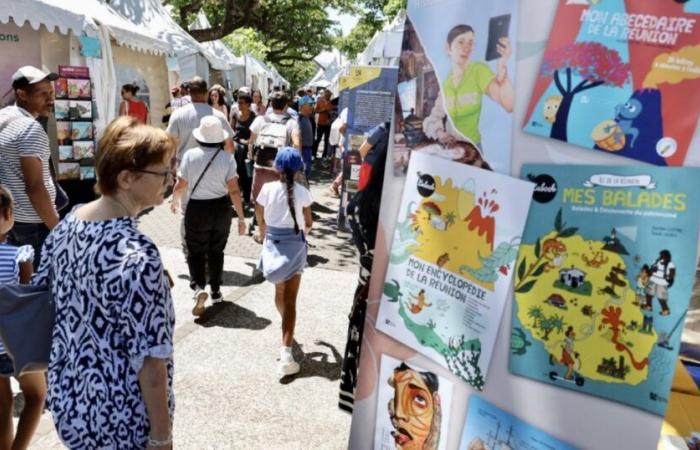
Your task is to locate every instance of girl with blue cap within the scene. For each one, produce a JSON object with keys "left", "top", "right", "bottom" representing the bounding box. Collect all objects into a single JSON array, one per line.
[{"left": 256, "top": 147, "right": 313, "bottom": 377}]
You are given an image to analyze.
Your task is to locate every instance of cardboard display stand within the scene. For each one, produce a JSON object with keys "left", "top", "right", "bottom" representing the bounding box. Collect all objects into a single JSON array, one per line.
[{"left": 347, "top": 0, "right": 700, "bottom": 449}]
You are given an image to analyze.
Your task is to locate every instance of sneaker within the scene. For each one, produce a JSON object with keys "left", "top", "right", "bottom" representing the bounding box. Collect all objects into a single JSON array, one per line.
[
  {"left": 192, "top": 289, "right": 208, "bottom": 316},
  {"left": 278, "top": 352, "right": 300, "bottom": 378},
  {"left": 211, "top": 290, "right": 223, "bottom": 304}
]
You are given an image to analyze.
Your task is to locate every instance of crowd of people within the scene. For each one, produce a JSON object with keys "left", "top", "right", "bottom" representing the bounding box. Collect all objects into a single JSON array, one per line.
[{"left": 0, "top": 64, "right": 368, "bottom": 448}]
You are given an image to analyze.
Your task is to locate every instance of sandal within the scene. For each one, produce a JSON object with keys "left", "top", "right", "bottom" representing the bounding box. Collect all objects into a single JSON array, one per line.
[{"left": 253, "top": 234, "right": 264, "bottom": 244}]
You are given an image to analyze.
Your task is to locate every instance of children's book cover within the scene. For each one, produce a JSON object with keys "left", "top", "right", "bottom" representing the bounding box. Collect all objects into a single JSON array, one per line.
[
  {"left": 509, "top": 164, "right": 700, "bottom": 415},
  {"left": 374, "top": 354, "right": 453, "bottom": 450},
  {"left": 459, "top": 396, "right": 578, "bottom": 450},
  {"left": 392, "top": 0, "right": 519, "bottom": 177},
  {"left": 523, "top": 0, "right": 700, "bottom": 166},
  {"left": 376, "top": 152, "right": 534, "bottom": 390}
]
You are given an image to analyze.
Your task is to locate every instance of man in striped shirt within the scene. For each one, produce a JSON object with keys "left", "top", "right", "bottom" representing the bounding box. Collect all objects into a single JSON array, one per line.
[{"left": 0, "top": 66, "right": 59, "bottom": 268}]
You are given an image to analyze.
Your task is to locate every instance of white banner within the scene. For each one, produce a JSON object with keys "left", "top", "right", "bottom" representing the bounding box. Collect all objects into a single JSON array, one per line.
[
  {"left": 0, "top": 23, "right": 41, "bottom": 108},
  {"left": 583, "top": 174, "right": 656, "bottom": 190}
]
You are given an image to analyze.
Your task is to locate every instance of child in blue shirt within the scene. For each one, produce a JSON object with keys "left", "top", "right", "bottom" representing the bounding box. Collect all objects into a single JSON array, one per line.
[{"left": 0, "top": 185, "right": 46, "bottom": 449}]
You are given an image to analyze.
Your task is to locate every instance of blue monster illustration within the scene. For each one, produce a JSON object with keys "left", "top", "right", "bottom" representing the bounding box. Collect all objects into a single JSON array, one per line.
[
  {"left": 599, "top": 89, "right": 666, "bottom": 165},
  {"left": 614, "top": 98, "right": 642, "bottom": 148}
]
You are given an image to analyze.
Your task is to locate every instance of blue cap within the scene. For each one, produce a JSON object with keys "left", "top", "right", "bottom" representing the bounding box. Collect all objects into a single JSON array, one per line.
[
  {"left": 298, "top": 95, "right": 315, "bottom": 107},
  {"left": 274, "top": 147, "right": 304, "bottom": 173}
]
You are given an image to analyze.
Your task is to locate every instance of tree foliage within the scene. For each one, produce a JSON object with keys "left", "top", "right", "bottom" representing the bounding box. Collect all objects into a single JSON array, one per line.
[{"left": 164, "top": 0, "right": 405, "bottom": 87}]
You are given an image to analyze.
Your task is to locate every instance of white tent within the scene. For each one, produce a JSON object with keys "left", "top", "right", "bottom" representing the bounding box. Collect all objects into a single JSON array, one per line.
[
  {"left": 109, "top": 0, "right": 231, "bottom": 82},
  {"left": 308, "top": 48, "right": 345, "bottom": 91},
  {"left": 356, "top": 11, "right": 405, "bottom": 68},
  {"left": 0, "top": 0, "right": 172, "bottom": 130},
  {"left": 244, "top": 54, "right": 275, "bottom": 98}
]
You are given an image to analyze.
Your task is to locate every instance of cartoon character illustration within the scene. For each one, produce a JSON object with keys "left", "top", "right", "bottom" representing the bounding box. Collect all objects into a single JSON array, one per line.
[
  {"left": 543, "top": 95, "right": 562, "bottom": 124},
  {"left": 614, "top": 98, "right": 643, "bottom": 148},
  {"left": 548, "top": 326, "right": 584, "bottom": 386},
  {"left": 582, "top": 245, "right": 609, "bottom": 268},
  {"left": 510, "top": 327, "right": 532, "bottom": 356},
  {"left": 645, "top": 250, "right": 675, "bottom": 316},
  {"left": 409, "top": 289, "right": 432, "bottom": 314},
  {"left": 541, "top": 237, "right": 567, "bottom": 271},
  {"left": 387, "top": 363, "right": 442, "bottom": 450},
  {"left": 634, "top": 265, "right": 651, "bottom": 307},
  {"left": 459, "top": 239, "right": 519, "bottom": 283},
  {"left": 384, "top": 279, "right": 403, "bottom": 303},
  {"left": 436, "top": 253, "right": 450, "bottom": 268}
]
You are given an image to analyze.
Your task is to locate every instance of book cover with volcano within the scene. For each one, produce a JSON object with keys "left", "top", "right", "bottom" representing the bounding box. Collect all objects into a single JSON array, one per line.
[
  {"left": 376, "top": 152, "right": 534, "bottom": 390},
  {"left": 523, "top": 0, "right": 700, "bottom": 166}
]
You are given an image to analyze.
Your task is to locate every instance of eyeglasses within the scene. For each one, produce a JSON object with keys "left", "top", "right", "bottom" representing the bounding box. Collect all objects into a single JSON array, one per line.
[{"left": 130, "top": 168, "right": 174, "bottom": 186}]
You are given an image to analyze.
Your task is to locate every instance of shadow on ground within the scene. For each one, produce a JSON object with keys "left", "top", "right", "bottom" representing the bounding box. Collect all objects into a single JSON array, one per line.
[
  {"left": 280, "top": 340, "right": 343, "bottom": 384},
  {"left": 195, "top": 301, "right": 272, "bottom": 330}
]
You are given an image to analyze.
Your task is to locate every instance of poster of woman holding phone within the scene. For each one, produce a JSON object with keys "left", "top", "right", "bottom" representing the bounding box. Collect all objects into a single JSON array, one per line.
[
  {"left": 423, "top": 23, "right": 514, "bottom": 149},
  {"left": 409, "top": 0, "right": 519, "bottom": 175}
]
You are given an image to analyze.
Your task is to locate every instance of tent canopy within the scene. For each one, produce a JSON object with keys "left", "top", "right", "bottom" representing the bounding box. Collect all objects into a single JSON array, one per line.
[
  {"left": 356, "top": 11, "right": 405, "bottom": 67},
  {"left": 109, "top": 0, "right": 230, "bottom": 70},
  {"left": 0, "top": 0, "right": 168, "bottom": 55}
]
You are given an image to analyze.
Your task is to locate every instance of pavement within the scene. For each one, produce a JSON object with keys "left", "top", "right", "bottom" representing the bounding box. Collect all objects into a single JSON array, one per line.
[{"left": 27, "top": 164, "right": 359, "bottom": 449}]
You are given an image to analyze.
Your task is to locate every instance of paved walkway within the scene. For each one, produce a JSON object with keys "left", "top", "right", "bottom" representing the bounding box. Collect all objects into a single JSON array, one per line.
[{"left": 29, "top": 167, "right": 358, "bottom": 449}]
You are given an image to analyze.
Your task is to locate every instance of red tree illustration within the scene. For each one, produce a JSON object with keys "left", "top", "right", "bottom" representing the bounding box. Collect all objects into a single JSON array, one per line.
[{"left": 541, "top": 41, "right": 630, "bottom": 141}]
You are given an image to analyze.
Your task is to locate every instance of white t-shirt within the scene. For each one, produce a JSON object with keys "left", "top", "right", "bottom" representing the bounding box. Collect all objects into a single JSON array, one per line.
[
  {"left": 650, "top": 260, "right": 675, "bottom": 286},
  {"left": 256, "top": 181, "right": 312, "bottom": 229},
  {"left": 166, "top": 103, "right": 234, "bottom": 163},
  {"left": 329, "top": 107, "right": 348, "bottom": 146},
  {"left": 178, "top": 146, "right": 238, "bottom": 200}
]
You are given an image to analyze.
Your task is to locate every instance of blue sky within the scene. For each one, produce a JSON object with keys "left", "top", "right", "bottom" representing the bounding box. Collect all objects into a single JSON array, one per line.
[{"left": 327, "top": 7, "right": 359, "bottom": 36}]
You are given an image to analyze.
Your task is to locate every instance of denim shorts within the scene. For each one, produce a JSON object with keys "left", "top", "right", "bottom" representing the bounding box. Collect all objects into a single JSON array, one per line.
[{"left": 0, "top": 353, "right": 14, "bottom": 378}]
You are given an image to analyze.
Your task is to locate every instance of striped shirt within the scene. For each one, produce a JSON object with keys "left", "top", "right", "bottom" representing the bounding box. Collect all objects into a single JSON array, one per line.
[
  {"left": 166, "top": 102, "right": 234, "bottom": 163},
  {"left": 0, "top": 242, "right": 34, "bottom": 354},
  {"left": 0, "top": 105, "right": 56, "bottom": 223}
]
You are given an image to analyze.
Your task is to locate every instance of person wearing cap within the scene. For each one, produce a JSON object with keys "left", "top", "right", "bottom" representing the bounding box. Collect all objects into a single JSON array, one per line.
[
  {"left": 0, "top": 66, "right": 59, "bottom": 268},
  {"left": 170, "top": 116, "right": 246, "bottom": 315},
  {"left": 256, "top": 147, "right": 313, "bottom": 378},
  {"left": 298, "top": 96, "right": 316, "bottom": 179}
]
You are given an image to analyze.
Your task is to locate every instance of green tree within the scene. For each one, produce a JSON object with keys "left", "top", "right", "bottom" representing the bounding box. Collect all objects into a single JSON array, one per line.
[
  {"left": 335, "top": 0, "right": 406, "bottom": 58},
  {"left": 527, "top": 306, "right": 543, "bottom": 328},
  {"left": 541, "top": 314, "right": 565, "bottom": 341}
]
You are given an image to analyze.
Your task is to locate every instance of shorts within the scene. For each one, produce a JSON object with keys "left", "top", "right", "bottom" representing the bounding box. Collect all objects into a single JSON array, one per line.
[
  {"left": 0, "top": 353, "right": 14, "bottom": 378},
  {"left": 646, "top": 282, "right": 668, "bottom": 300}
]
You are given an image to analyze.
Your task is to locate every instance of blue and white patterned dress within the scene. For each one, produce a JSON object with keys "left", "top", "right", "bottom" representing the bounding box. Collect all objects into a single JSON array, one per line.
[{"left": 33, "top": 213, "right": 175, "bottom": 449}]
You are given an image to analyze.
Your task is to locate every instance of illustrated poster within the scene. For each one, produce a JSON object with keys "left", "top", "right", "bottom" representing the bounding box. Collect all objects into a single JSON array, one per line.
[
  {"left": 374, "top": 354, "right": 453, "bottom": 450},
  {"left": 392, "top": 0, "right": 519, "bottom": 176},
  {"left": 510, "top": 164, "right": 700, "bottom": 415},
  {"left": 523, "top": 0, "right": 700, "bottom": 166},
  {"left": 376, "top": 151, "right": 534, "bottom": 390},
  {"left": 460, "top": 396, "right": 578, "bottom": 450}
]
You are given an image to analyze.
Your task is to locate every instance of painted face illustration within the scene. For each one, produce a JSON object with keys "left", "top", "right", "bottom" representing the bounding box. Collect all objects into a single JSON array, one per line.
[
  {"left": 543, "top": 95, "right": 562, "bottom": 124},
  {"left": 388, "top": 366, "right": 439, "bottom": 450}
]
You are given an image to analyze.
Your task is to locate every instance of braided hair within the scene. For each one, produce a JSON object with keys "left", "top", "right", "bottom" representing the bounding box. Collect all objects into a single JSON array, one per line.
[{"left": 284, "top": 168, "right": 300, "bottom": 234}]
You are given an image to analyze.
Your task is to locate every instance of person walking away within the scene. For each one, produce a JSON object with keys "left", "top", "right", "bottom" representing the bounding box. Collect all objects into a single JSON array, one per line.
[
  {"left": 298, "top": 96, "right": 315, "bottom": 180},
  {"left": 251, "top": 89, "right": 267, "bottom": 116},
  {"left": 0, "top": 186, "right": 46, "bottom": 450},
  {"left": 170, "top": 116, "right": 246, "bottom": 315},
  {"left": 180, "top": 81, "right": 192, "bottom": 105},
  {"left": 167, "top": 77, "right": 235, "bottom": 254},
  {"left": 313, "top": 89, "right": 334, "bottom": 160},
  {"left": 231, "top": 93, "right": 256, "bottom": 204},
  {"left": 119, "top": 83, "right": 149, "bottom": 124},
  {"left": 328, "top": 107, "right": 349, "bottom": 196},
  {"left": 32, "top": 116, "right": 175, "bottom": 449},
  {"left": 0, "top": 66, "right": 59, "bottom": 269},
  {"left": 256, "top": 148, "right": 313, "bottom": 377},
  {"left": 248, "top": 91, "right": 300, "bottom": 244},
  {"left": 208, "top": 84, "right": 229, "bottom": 119}
]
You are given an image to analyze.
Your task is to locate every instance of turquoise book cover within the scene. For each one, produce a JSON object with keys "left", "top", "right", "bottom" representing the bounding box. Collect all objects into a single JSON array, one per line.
[{"left": 509, "top": 164, "right": 700, "bottom": 415}]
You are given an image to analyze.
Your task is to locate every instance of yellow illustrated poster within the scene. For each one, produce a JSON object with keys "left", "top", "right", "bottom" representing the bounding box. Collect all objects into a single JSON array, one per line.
[{"left": 376, "top": 152, "right": 534, "bottom": 390}]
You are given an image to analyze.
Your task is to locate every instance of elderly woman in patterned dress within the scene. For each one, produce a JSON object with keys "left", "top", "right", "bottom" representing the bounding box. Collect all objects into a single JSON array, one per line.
[{"left": 33, "top": 116, "right": 176, "bottom": 449}]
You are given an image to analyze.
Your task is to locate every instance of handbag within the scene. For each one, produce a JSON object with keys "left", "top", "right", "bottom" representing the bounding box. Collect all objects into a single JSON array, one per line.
[{"left": 0, "top": 284, "right": 54, "bottom": 376}]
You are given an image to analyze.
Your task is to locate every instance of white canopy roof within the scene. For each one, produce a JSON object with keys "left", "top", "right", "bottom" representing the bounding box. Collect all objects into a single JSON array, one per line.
[
  {"left": 0, "top": 0, "right": 169, "bottom": 55},
  {"left": 356, "top": 11, "right": 405, "bottom": 67},
  {"left": 109, "top": 0, "right": 231, "bottom": 69},
  {"left": 308, "top": 48, "right": 345, "bottom": 88},
  {"left": 189, "top": 11, "right": 243, "bottom": 71}
]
